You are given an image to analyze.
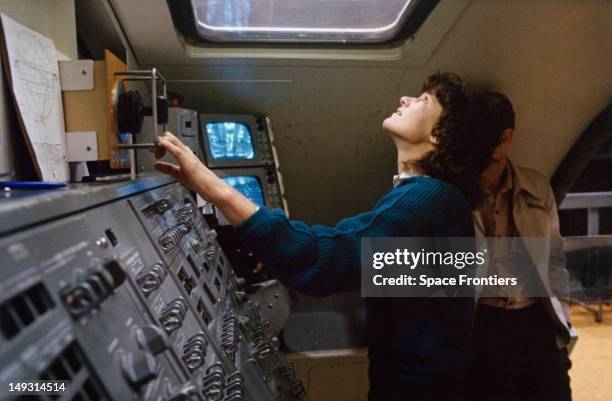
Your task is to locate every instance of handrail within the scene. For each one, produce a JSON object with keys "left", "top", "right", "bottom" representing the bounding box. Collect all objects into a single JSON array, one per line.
[
  {"left": 559, "top": 191, "right": 612, "bottom": 235},
  {"left": 559, "top": 191, "right": 612, "bottom": 210}
]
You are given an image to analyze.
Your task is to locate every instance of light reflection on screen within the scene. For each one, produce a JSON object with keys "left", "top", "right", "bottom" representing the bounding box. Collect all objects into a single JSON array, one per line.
[
  {"left": 206, "top": 121, "right": 255, "bottom": 160},
  {"left": 222, "top": 176, "right": 265, "bottom": 207}
]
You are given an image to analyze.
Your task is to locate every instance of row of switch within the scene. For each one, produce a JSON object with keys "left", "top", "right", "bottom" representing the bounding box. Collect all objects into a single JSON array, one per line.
[
  {"left": 220, "top": 306, "right": 239, "bottom": 361},
  {"left": 202, "top": 366, "right": 243, "bottom": 401},
  {"left": 143, "top": 196, "right": 194, "bottom": 220},
  {"left": 190, "top": 228, "right": 218, "bottom": 261},
  {"left": 249, "top": 322, "right": 272, "bottom": 361},
  {"left": 254, "top": 118, "right": 274, "bottom": 163},
  {"left": 224, "top": 371, "right": 244, "bottom": 401},
  {"left": 201, "top": 363, "right": 246, "bottom": 401},
  {"left": 143, "top": 197, "right": 176, "bottom": 218},
  {"left": 201, "top": 362, "right": 225, "bottom": 400},
  {"left": 276, "top": 362, "right": 306, "bottom": 400},
  {"left": 138, "top": 191, "right": 299, "bottom": 400}
]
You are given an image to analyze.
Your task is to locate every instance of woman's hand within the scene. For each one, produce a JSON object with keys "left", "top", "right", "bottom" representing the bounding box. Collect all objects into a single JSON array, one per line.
[
  {"left": 152, "top": 132, "right": 222, "bottom": 201},
  {"left": 152, "top": 132, "right": 258, "bottom": 226}
]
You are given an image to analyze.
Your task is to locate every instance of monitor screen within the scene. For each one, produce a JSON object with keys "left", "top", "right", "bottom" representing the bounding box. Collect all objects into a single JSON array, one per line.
[
  {"left": 222, "top": 176, "right": 265, "bottom": 207},
  {"left": 206, "top": 121, "right": 255, "bottom": 160}
]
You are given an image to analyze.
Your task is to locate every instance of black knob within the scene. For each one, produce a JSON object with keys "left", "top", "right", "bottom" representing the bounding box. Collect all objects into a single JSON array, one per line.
[
  {"left": 102, "top": 259, "right": 127, "bottom": 289},
  {"left": 136, "top": 325, "right": 169, "bottom": 355},
  {"left": 121, "top": 352, "right": 158, "bottom": 392}
]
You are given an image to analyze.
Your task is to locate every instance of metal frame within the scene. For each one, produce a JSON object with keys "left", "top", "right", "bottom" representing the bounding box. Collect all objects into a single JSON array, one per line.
[{"left": 113, "top": 69, "right": 168, "bottom": 179}]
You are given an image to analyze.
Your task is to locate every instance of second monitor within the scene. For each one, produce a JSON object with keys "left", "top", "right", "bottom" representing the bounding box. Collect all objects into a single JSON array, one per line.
[
  {"left": 214, "top": 166, "right": 287, "bottom": 213},
  {"left": 200, "top": 114, "right": 276, "bottom": 168}
]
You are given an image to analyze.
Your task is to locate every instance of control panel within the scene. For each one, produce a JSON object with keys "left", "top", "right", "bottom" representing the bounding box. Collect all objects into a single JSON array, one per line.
[{"left": 0, "top": 178, "right": 303, "bottom": 401}]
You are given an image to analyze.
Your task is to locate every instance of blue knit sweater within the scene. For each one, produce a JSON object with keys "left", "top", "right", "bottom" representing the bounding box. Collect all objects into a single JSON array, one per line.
[{"left": 236, "top": 176, "right": 475, "bottom": 392}]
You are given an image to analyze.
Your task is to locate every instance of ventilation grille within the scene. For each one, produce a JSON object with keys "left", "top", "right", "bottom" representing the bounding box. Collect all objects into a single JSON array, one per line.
[
  {"left": 0, "top": 283, "right": 55, "bottom": 340},
  {"left": 38, "top": 342, "right": 108, "bottom": 401}
]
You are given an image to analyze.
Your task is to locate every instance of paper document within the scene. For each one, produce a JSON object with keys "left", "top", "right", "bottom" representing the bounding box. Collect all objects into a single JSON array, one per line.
[{"left": 0, "top": 14, "right": 68, "bottom": 182}]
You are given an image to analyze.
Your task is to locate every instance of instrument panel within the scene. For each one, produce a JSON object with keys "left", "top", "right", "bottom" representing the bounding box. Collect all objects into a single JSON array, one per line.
[{"left": 0, "top": 179, "right": 303, "bottom": 401}]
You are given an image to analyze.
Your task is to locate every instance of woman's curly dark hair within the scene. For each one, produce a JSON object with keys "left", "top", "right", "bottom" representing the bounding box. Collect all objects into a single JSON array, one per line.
[{"left": 410, "top": 72, "right": 493, "bottom": 208}]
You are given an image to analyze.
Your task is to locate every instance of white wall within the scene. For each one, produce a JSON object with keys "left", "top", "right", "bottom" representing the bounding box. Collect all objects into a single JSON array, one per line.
[
  {"left": 0, "top": 0, "right": 76, "bottom": 179},
  {"left": 0, "top": 0, "right": 76, "bottom": 59}
]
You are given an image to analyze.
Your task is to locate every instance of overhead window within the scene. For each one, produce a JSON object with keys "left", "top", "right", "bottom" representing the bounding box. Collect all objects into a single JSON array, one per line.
[{"left": 172, "top": 0, "right": 437, "bottom": 44}]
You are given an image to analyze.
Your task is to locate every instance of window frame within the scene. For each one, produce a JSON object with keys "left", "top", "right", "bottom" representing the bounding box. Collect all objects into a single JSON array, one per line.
[{"left": 167, "top": 0, "right": 440, "bottom": 47}]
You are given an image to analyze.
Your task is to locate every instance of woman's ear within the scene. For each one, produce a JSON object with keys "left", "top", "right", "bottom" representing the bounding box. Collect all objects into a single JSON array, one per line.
[
  {"left": 428, "top": 132, "right": 439, "bottom": 145},
  {"left": 501, "top": 128, "right": 513, "bottom": 145}
]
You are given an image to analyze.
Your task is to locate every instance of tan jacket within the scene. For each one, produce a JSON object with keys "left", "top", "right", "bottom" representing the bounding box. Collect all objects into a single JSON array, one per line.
[{"left": 474, "top": 161, "right": 576, "bottom": 348}]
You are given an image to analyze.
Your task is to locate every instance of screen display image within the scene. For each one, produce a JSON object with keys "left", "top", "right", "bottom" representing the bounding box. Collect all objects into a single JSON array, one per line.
[
  {"left": 206, "top": 121, "right": 255, "bottom": 160},
  {"left": 222, "top": 176, "right": 266, "bottom": 207}
]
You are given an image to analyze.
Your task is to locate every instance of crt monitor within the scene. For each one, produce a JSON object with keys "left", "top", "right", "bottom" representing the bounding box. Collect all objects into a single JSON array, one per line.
[
  {"left": 200, "top": 114, "right": 276, "bottom": 168},
  {"left": 213, "top": 166, "right": 287, "bottom": 215},
  {"left": 222, "top": 176, "right": 265, "bottom": 208}
]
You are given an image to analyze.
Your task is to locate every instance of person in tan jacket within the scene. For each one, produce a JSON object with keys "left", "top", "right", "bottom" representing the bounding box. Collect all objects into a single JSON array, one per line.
[{"left": 467, "top": 91, "right": 575, "bottom": 401}]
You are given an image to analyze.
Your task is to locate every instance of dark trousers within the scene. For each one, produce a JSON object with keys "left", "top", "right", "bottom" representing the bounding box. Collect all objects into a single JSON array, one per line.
[
  {"left": 369, "top": 383, "right": 464, "bottom": 401},
  {"left": 466, "top": 302, "right": 572, "bottom": 401}
]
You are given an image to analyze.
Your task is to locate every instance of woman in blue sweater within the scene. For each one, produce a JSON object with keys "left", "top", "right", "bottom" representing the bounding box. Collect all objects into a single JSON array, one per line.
[{"left": 153, "top": 73, "right": 493, "bottom": 401}]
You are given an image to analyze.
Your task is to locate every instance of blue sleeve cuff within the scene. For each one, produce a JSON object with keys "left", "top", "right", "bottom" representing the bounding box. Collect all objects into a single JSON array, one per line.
[{"left": 236, "top": 207, "right": 285, "bottom": 241}]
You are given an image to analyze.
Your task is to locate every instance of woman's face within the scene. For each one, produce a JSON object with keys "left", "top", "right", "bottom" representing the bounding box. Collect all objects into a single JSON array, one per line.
[{"left": 383, "top": 92, "right": 443, "bottom": 144}]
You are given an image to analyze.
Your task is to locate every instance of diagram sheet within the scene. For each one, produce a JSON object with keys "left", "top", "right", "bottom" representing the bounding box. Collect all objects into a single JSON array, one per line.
[{"left": 0, "top": 13, "right": 68, "bottom": 181}]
